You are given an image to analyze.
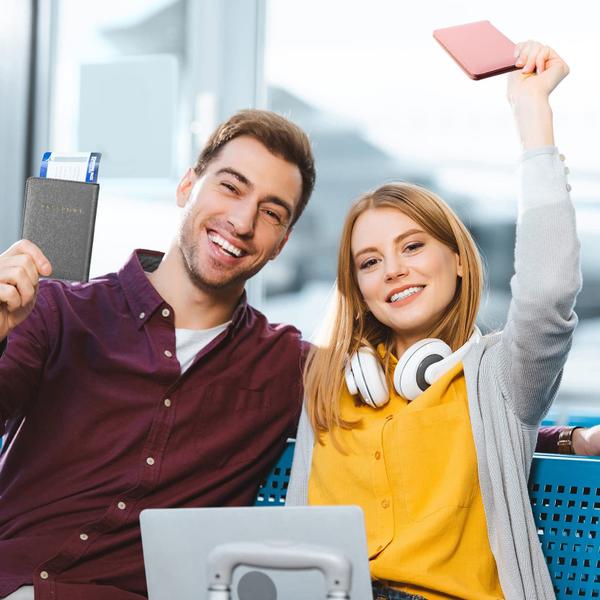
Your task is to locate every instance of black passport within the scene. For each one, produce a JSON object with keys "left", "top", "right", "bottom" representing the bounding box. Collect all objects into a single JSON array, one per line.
[{"left": 22, "top": 177, "right": 99, "bottom": 282}]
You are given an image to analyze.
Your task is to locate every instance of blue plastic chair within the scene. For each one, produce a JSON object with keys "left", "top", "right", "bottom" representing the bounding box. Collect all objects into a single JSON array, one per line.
[
  {"left": 529, "top": 453, "right": 600, "bottom": 598},
  {"left": 542, "top": 415, "right": 599, "bottom": 429},
  {"left": 256, "top": 441, "right": 600, "bottom": 599},
  {"left": 254, "top": 440, "right": 294, "bottom": 506}
]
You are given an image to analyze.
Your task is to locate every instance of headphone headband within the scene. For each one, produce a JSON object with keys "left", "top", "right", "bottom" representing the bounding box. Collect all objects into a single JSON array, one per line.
[{"left": 424, "top": 327, "right": 481, "bottom": 385}]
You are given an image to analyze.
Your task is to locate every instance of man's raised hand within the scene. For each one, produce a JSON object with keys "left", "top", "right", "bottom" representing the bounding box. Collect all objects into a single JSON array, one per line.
[{"left": 0, "top": 240, "right": 52, "bottom": 341}]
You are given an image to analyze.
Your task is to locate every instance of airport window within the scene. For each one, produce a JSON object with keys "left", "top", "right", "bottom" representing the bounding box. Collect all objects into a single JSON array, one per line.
[
  {"left": 45, "top": 0, "right": 264, "bottom": 279},
  {"left": 261, "top": 0, "right": 600, "bottom": 414}
]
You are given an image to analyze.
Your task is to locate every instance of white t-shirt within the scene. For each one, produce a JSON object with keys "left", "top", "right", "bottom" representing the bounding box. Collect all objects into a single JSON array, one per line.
[{"left": 175, "top": 322, "right": 230, "bottom": 374}]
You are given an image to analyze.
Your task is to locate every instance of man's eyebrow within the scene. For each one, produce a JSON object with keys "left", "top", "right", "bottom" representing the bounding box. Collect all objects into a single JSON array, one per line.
[
  {"left": 215, "top": 167, "right": 251, "bottom": 187},
  {"left": 353, "top": 228, "right": 425, "bottom": 259},
  {"left": 263, "top": 195, "right": 293, "bottom": 221},
  {"left": 216, "top": 166, "right": 294, "bottom": 221}
]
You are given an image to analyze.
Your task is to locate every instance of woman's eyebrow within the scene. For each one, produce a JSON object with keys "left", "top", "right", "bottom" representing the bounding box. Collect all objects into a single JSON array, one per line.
[{"left": 353, "top": 228, "right": 425, "bottom": 259}]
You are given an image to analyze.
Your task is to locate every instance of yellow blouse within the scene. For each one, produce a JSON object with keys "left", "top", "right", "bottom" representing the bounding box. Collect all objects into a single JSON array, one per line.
[{"left": 308, "top": 353, "right": 504, "bottom": 599}]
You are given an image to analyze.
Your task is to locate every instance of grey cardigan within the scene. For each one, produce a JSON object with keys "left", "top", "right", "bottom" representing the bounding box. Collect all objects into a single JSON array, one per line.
[{"left": 286, "top": 147, "right": 581, "bottom": 600}]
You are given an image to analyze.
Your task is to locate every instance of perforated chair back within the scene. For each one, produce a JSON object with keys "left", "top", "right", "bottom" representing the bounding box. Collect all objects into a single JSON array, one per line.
[
  {"left": 529, "top": 454, "right": 600, "bottom": 598},
  {"left": 254, "top": 440, "right": 295, "bottom": 506}
]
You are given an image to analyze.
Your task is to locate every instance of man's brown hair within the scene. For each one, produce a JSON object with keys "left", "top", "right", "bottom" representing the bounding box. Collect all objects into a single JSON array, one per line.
[{"left": 193, "top": 109, "right": 316, "bottom": 227}]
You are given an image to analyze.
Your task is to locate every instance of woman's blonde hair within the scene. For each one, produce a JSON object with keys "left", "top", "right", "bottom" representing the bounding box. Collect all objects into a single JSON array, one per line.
[{"left": 305, "top": 182, "right": 484, "bottom": 434}]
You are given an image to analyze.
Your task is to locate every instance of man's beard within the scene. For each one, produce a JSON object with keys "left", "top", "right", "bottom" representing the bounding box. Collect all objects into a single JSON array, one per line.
[{"left": 178, "top": 231, "right": 264, "bottom": 293}]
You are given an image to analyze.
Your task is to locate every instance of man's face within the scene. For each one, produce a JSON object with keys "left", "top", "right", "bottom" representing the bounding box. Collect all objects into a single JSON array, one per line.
[{"left": 176, "top": 136, "right": 303, "bottom": 294}]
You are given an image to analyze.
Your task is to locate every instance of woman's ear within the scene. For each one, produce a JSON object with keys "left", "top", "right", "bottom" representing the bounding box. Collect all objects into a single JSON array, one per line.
[
  {"left": 176, "top": 168, "right": 197, "bottom": 207},
  {"left": 456, "top": 253, "right": 463, "bottom": 278}
]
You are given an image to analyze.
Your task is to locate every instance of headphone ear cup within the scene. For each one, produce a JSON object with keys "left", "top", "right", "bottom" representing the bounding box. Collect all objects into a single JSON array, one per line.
[
  {"left": 345, "top": 347, "right": 389, "bottom": 408},
  {"left": 393, "top": 339, "right": 451, "bottom": 401}
]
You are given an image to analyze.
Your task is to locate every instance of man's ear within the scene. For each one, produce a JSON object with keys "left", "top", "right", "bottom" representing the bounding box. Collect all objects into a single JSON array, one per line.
[
  {"left": 456, "top": 253, "right": 463, "bottom": 278},
  {"left": 270, "top": 229, "right": 292, "bottom": 260},
  {"left": 176, "top": 168, "right": 197, "bottom": 207}
]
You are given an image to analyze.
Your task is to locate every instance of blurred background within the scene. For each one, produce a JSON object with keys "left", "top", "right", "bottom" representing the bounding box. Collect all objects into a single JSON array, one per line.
[{"left": 2, "top": 0, "right": 598, "bottom": 425}]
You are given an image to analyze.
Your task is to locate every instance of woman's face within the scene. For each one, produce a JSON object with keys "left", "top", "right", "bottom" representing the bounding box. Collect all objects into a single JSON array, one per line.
[{"left": 351, "top": 207, "right": 462, "bottom": 353}]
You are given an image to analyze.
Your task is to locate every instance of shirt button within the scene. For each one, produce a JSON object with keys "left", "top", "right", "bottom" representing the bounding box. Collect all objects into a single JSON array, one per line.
[
  {"left": 381, "top": 499, "right": 390, "bottom": 509},
  {"left": 559, "top": 153, "right": 566, "bottom": 162},
  {"left": 162, "top": 308, "right": 170, "bottom": 318},
  {"left": 79, "top": 533, "right": 88, "bottom": 541},
  {"left": 566, "top": 183, "right": 572, "bottom": 192},
  {"left": 139, "top": 312, "right": 145, "bottom": 319},
  {"left": 164, "top": 350, "right": 173, "bottom": 358},
  {"left": 117, "top": 501, "right": 127, "bottom": 510},
  {"left": 40, "top": 571, "right": 49, "bottom": 580},
  {"left": 374, "top": 451, "right": 381, "bottom": 460},
  {"left": 146, "top": 457, "right": 155, "bottom": 466},
  {"left": 164, "top": 398, "right": 172, "bottom": 407}
]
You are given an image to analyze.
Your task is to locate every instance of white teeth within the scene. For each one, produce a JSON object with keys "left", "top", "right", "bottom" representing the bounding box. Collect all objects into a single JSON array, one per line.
[
  {"left": 389, "top": 286, "right": 424, "bottom": 303},
  {"left": 208, "top": 232, "right": 243, "bottom": 257}
]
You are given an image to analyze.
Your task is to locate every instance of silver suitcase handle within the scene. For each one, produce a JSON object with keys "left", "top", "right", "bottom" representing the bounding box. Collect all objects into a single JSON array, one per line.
[{"left": 206, "top": 540, "right": 352, "bottom": 599}]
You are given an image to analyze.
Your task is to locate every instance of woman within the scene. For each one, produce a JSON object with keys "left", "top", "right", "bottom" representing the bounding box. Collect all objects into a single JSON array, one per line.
[{"left": 287, "top": 42, "right": 579, "bottom": 600}]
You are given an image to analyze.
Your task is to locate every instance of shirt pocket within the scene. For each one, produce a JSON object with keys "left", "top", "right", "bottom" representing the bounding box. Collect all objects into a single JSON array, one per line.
[
  {"left": 387, "top": 400, "right": 478, "bottom": 522},
  {"left": 193, "top": 383, "right": 272, "bottom": 468}
]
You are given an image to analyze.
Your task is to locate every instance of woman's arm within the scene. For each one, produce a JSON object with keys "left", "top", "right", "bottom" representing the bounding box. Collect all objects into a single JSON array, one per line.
[
  {"left": 508, "top": 41, "right": 568, "bottom": 150},
  {"left": 496, "top": 43, "right": 581, "bottom": 425},
  {"left": 285, "top": 402, "right": 314, "bottom": 505}
]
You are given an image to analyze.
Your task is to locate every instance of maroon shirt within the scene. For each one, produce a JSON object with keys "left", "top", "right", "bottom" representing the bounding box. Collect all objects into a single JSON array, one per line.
[
  {"left": 535, "top": 426, "right": 564, "bottom": 453},
  {"left": 0, "top": 250, "right": 307, "bottom": 600}
]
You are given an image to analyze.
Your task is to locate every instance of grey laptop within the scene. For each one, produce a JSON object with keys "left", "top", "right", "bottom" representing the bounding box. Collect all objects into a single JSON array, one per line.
[{"left": 140, "top": 506, "right": 372, "bottom": 600}]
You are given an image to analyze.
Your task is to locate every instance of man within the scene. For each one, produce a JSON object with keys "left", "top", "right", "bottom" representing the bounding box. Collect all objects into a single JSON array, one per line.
[
  {"left": 0, "top": 110, "right": 315, "bottom": 600},
  {"left": 0, "top": 108, "right": 596, "bottom": 600}
]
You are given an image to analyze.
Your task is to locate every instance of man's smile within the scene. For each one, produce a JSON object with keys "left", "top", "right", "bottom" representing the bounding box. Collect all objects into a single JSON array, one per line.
[{"left": 207, "top": 231, "right": 248, "bottom": 258}]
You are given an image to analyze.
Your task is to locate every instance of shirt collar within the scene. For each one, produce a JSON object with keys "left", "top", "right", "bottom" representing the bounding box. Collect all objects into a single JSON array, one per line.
[
  {"left": 118, "top": 250, "right": 166, "bottom": 329},
  {"left": 117, "top": 249, "right": 250, "bottom": 331}
]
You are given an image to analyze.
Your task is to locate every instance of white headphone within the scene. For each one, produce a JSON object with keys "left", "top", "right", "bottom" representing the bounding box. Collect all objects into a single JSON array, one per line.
[{"left": 344, "top": 328, "right": 481, "bottom": 407}]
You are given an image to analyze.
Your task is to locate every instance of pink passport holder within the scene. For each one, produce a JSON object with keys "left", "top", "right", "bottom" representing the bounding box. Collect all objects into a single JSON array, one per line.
[{"left": 433, "top": 20, "right": 519, "bottom": 80}]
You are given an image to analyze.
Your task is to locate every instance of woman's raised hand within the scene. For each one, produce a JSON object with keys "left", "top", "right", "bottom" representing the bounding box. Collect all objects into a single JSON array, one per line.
[
  {"left": 508, "top": 41, "right": 569, "bottom": 105},
  {"left": 507, "top": 41, "right": 569, "bottom": 149}
]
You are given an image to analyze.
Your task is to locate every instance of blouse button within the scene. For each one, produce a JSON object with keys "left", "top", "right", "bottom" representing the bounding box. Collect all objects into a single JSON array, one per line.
[
  {"left": 139, "top": 312, "right": 145, "bottom": 319},
  {"left": 381, "top": 499, "right": 390, "bottom": 509},
  {"left": 566, "top": 183, "right": 572, "bottom": 192},
  {"left": 164, "top": 350, "right": 173, "bottom": 358},
  {"left": 118, "top": 501, "right": 127, "bottom": 510},
  {"left": 40, "top": 571, "right": 49, "bottom": 580},
  {"left": 374, "top": 451, "right": 381, "bottom": 460},
  {"left": 164, "top": 398, "right": 172, "bottom": 407},
  {"left": 80, "top": 533, "right": 88, "bottom": 541},
  {"left": 162, "top": 308, "right": 170, "bottom": 318},
  {"left": 146, "top": 457, "right": 155, "bottom": 466},
  {"left": 559, "top": 153, "right": 566, "bottom": 162}
]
